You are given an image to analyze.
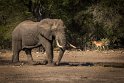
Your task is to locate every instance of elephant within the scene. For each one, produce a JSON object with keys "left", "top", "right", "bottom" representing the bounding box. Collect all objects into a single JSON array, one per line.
[{"left": 12, "top": 18, "right": 66, "bottom": 66}]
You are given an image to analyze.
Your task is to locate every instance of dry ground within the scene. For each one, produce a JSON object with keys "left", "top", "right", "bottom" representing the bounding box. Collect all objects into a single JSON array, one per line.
[{"left": 0, "top": 49, "right": 124, "bottom": 83}]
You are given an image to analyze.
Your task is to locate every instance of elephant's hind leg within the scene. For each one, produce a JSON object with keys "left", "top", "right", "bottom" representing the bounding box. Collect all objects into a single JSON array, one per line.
[
  {"left": 24, "top": 49, "right": 34, "bottom": 64},
  {"left": 12, "top": 51, "right": 20, "bottom": 63},
  {"left": 12, "top": 41, "right": 21, "bottom": 63}
]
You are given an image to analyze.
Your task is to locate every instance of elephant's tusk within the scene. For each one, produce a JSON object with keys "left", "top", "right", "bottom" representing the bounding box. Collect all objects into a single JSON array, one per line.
[
  {"left": 56, "top": 40, "right": 63, "bottom": 48},
  {"left": 69, "top": 43, "right": 76, "bottom": 48}
]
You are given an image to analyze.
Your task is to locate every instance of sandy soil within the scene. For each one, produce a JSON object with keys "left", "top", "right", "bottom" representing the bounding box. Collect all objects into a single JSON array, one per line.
[{"left": 0, "top": 49, "right": 124, "bottom": 83}]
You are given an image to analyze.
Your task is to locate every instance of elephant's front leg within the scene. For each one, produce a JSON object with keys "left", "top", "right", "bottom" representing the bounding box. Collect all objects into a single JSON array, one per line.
[
  {"left": 42, "top": 41, "right": 54, "bottom": 66},
  {"left": 38, "top": 36, "right": 54, "bottom": 66},
  {"left": 55, "top": 48, "right": 65, "bottom": 66},
  {"left": 24, "top": 49, "right": 34, "bottom": 64},
  {"left": 45, "top": 44, "right": 54, "bottom": 66}
]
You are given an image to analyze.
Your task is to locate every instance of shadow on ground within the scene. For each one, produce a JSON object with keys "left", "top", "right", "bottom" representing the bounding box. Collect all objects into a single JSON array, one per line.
[{"left": 0, "top": 59, "right": 124, "bottom": 68}]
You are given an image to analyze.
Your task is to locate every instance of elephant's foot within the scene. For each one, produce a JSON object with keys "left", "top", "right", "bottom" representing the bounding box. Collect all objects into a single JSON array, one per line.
[
  {"left": 54, "top": 61, "right": 60, "bottom": 66},
  {"left": 46, "top": 63, "right": 55, "bottom": 66},
  {"left": 12, "top": 59, "right": 23, "bottom": 66},
  {"left": 12, "top": 59, "right": 19, "bottom": 63},
  {"left": 12, "top": 61, "right": 23, "bottom": 66},
  {"left": 45, "top": 60, "right": 56, "bottom": 66},
  {"left": 27, "top": 60, "right": 48, "bottom": 65},
  {"left": 27, "top": 61, "right": 37, "bottom": 65},
  {"left": 46, "top": 61, "right": 60, "bottom": 66}
]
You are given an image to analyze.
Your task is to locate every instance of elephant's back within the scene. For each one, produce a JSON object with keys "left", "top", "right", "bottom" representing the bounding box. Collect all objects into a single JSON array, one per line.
[
  {"left": 12, "top": 20, "right": 38, "bottom": 40},
  {"left": 13, "top": 20, "right": 38, "bottom": 32},
  {"left": 19, "top": 20, "right": 37, "bottom": 27}
]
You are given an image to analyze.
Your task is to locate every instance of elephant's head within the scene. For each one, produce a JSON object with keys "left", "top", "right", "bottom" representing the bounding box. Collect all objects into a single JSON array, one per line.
[
  {"left": 38, "top": 19, "right": 66, "bottom": 65},
  {"left": 38, "top": 18, "right": 66, "bottom": 49}
]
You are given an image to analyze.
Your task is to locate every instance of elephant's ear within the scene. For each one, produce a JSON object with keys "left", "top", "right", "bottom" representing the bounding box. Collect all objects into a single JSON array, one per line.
[{"left": 38, "top": 19, "right": 53, "bottom": 40}]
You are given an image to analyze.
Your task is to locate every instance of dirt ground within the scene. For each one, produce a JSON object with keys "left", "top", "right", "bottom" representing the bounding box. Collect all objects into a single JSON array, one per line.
[{"left": 0, "top": 49, "right": 124, "bottom": 83}]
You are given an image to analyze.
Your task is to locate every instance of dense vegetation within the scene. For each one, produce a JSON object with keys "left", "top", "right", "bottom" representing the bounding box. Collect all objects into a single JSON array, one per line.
[{"left": 0, "top": 0, "right": 124, "bottom": 49}]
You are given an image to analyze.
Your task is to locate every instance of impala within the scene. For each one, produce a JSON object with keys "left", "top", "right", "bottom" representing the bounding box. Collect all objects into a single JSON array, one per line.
[{"left": 92, "top": 41, "right": 106, "bottom": 51}]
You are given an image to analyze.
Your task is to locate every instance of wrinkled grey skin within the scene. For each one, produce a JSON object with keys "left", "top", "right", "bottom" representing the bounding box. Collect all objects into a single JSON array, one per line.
[{"left": 12, "top": 18, "right": 66, "bottom": 66}]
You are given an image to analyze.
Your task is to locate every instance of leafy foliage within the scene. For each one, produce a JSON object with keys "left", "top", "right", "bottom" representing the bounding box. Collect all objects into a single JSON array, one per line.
[{"left": 0, "top": 0, "right": 124, "bottom": 49}]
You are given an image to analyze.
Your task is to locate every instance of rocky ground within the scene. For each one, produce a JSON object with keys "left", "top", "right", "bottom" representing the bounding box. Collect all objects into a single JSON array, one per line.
[{"left": 0, "top": 49, "right": 124, "bottom": 83}]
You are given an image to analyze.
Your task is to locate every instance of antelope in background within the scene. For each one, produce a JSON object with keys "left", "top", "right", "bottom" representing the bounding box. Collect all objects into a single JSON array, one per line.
[{"left": 92, "top": 38, "right": 110, "bottom": 51}]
